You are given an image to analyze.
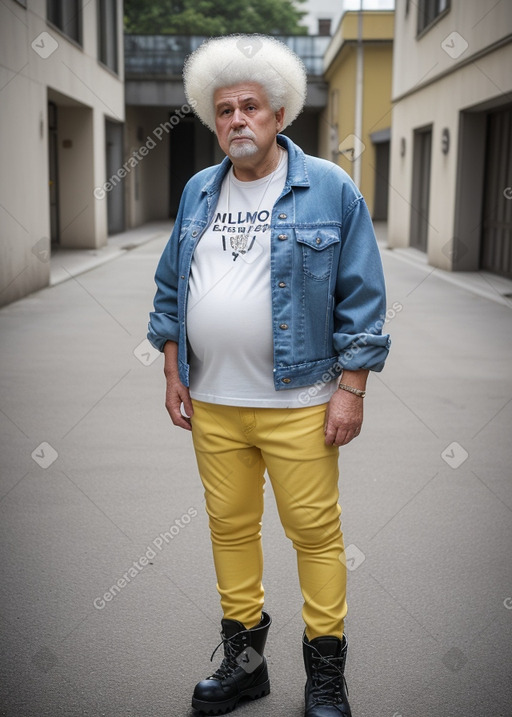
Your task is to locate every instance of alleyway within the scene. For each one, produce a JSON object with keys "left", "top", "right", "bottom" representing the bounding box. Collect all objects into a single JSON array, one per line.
[{"left": 0, "top": 224, "right": 511, "bottom": 717}]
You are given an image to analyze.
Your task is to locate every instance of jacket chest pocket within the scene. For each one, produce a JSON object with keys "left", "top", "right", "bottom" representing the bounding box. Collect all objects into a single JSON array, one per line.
[{"left": 295, "top": 229, "right": 340, "bottom": 281}]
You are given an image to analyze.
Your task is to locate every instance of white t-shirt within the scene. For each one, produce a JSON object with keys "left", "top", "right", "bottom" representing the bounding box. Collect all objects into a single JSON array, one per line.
[{"left": 186, "top": 150, "right": 335, "bottom": 407}]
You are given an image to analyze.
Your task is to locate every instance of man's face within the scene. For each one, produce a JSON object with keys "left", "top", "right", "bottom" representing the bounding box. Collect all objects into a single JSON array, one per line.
[{"left": 213, "top": 82, "right": 285, "bottom": 170}]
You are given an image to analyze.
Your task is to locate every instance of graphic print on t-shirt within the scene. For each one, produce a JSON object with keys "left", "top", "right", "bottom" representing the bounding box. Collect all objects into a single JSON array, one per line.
[{"left": 211, "top": 209, "right": 271, "bottom": 261}]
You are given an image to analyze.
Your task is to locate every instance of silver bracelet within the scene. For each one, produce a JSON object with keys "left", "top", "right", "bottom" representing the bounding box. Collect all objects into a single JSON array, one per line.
[{"left": 337, "top": 382, "right": 366, "bottom": 398}]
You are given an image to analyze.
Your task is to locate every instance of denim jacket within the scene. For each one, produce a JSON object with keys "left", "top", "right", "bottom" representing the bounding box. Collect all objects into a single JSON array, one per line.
[{"left": 148, "top": 134, "right": 390, "bottom": 390}]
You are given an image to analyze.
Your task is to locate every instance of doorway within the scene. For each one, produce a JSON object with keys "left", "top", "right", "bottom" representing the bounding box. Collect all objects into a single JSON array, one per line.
[
  {"left": 480, "top": 105, "right": 512, "bottom": 278},
  {"left": 105, "top": 120, "right": 125, "bottom": 234},
  {"left": 48, "top": 101, "right": 60, "bottom": 245},
  {"left": 373, "top": 140, "right": 390, "bottom": 220},
  {"left": 410, "top": 126, "right": 432, "bottom": 252},
  {"left": 169, "top": 118, "right": 195, "bottom": 217}
]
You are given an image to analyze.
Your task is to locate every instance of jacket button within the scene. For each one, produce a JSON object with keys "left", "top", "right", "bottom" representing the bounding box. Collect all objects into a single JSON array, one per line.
[
  {"left": 180, "top": 275, "right": 185, "bottom": 279},
  {"left": 279, "top": 213, "right": 287, "bottom": 219},
  {"left": 279, "top": 323, "right": 289, "bottom": 330},
  {"left": 278, "top": 234, "right": 288, "bottom": 241},
  {"left": 316, "top": 237, "right": 321, "bottom": 244},
  {"left": 278, "top": 281, "right": 286, "bottom": 288},
  {"left": 191, "top": 230, "right": 198, "bottom": 237},
  {"left": 282, "top": 377, "right": 291, "bottom": 384}
]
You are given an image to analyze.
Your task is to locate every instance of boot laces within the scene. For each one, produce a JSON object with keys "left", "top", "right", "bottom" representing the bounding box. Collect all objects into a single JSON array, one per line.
[
  {"left": 310, "top": 651, "right": 349, "bottom": 705},
  {"left": 208, "top": 631, "right": 248, "bottom": 681}
]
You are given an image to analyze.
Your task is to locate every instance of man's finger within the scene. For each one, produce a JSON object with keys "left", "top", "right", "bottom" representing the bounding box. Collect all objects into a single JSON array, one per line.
[
  {"left": 166, "top": 398, "right": 193, "bottom": 431},
  {"left": 180, "top": 392, "right": 194, "bottom": 420},
  {"left": 170, "top": 410, "right": 192, "bottom": 431},
  {"left": 324, "top": 422, "right": 337, "bottom": 445}
]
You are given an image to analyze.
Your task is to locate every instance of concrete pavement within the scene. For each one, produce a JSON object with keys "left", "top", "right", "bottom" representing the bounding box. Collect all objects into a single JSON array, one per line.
[{"left": 1, "top": 222, "right": 511, "bottom": 717}]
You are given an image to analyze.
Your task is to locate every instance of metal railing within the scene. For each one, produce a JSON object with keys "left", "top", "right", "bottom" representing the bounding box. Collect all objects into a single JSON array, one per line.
[{"left": 124, "top": 35, "right": 331, "bottom": 77}]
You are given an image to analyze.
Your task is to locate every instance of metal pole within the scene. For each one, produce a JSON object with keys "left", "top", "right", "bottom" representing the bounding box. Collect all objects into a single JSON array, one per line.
[{"left": 354, "top": 0, "right": 364, "bottom": 188}]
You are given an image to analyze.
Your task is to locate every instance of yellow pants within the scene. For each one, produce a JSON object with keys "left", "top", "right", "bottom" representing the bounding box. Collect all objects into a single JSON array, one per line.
[{"left": 190, "top": 399, "right": 348, "bottom": 640}]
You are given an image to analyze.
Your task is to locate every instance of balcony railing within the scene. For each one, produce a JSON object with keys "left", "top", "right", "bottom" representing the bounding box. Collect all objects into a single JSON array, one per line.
[{"left": 124, "top": 35, "right": 331, "bottom": 77}]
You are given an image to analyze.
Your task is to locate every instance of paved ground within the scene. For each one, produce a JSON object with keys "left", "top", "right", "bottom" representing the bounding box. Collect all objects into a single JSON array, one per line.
[{"left": 1, "top": 223, "right": 511, "bottom": 717}]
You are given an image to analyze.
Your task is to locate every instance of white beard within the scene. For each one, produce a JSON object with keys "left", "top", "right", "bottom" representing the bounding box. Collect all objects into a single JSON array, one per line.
[
  {"left": 228, "top": 131, "right": 258, "bottom": 158},
  {"left": 229, "top": 141, "right": 259, "bottom": 158}
]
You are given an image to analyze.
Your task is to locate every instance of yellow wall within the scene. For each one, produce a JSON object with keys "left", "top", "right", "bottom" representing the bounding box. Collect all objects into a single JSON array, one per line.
[
  {"left": 320, "top": 11, "right": 394, "bottom": 216},
  {"left": 360, "top": 44, "right": 393, "bottom": 212}
]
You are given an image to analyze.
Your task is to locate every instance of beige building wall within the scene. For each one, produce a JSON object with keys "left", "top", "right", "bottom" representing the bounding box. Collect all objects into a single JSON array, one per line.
[
  {"left": 0, "top": 0, "right": 124, "bottom": 306},
  {"left": 391, "top": 1, "right": 511, "bottom": 101},
  {"left": 388, "top": 0, "right": 512, "bottom": 271}
]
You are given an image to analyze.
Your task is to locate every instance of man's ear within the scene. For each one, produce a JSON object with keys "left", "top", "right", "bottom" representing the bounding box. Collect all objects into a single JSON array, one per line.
[{"left": 275, "top": 107, "right": 285, "bottom": 133}]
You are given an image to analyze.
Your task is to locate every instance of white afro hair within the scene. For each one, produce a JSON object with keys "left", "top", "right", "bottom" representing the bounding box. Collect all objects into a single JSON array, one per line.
[{"left": 183, "top": 34, "right": 307, "bottom": 132}]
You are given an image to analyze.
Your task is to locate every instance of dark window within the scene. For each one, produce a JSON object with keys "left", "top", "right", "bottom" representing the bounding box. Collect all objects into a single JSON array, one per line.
[
  {"left": 47, "top": 0, "right": 82, "bottom": 45},
  {"left": 98, "top": 0, "right": 119, "bottom": 74},
  {"left": 318, "top": 18, "right": 332, "bottom": 36},
  {"left": 417, "top": 0, "right": 450, "bottom": 35}
]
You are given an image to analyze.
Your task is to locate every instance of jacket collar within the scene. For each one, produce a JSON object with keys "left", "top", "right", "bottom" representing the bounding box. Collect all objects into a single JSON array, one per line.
[{"left": 201, "top": 134, "right": 310, "bottom": 196}]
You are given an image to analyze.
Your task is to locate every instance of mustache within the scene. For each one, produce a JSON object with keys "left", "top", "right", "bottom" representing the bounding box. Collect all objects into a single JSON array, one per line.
[{"left": 228, "top": 129, "right": 256, "bottom": 142}]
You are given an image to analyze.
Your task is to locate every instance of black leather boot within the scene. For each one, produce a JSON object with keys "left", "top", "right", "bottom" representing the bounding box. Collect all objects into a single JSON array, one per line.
[
  {"left": 303, "top": 633, "right": 352, "bottom": 716},
  {"left": 192, "top": 611, "right": 271, "bottom": 715}
]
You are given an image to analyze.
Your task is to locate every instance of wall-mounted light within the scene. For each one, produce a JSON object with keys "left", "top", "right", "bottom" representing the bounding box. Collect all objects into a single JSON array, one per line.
[
  {"left": 400, "top": 137, "right": 406, "bottom": 157},
  {"left": 441, "top": 128, "right": 450, "bottom": 154}
]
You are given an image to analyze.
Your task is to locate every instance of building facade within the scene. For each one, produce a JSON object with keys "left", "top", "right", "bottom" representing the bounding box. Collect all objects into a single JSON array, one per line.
[
  {"left": 0, "top": 0, "right": 124, "bottom": 306},
  {"left": 301, "top": 0, "right": 394, "bottom": 37},
  {"left": 319, "top": 10, "right": 394, "bottom": 219},
  {"left": 388, "top": 0, "right": 512, "bottom": 277}
]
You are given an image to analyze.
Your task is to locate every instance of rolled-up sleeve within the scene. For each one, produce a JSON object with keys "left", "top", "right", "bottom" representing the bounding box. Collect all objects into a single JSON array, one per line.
[{"left": 333, "top": 196, "right": 391, "bottom": 372}]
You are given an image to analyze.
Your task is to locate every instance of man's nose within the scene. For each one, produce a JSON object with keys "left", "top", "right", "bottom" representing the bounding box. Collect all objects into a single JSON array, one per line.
[{"left": 231, "top": 108, "right": 246, "bottom": 127}]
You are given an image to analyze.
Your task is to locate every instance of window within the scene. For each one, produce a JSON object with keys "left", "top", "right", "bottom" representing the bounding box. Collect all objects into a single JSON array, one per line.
[
  {"left": 98, "top": 0, "right": 119, "bottom": 73},
  {"left": 318, "top": 18, "right": 332, "bottom": 36},
  {"left": 47, "top": 0, "right": 82, "bottom": 45},
  {"left": 417, "top": 0, "right": 450, "bottom": 35}
]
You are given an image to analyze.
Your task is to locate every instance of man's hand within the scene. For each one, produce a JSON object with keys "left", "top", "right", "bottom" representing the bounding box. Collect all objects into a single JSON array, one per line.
[
  {"left": 324, "top": 369, "right": 368, "bottom": 446},
  {"left": 163, "top": 341, "right": 194, "bottom": 431},
  {"left": 165, "top": 377, "right": 193, "bottom": 430}
]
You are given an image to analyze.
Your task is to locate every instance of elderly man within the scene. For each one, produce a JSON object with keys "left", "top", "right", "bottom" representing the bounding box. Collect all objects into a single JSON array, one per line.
[{"left": 148, "top": 35, "right": 390, "bottom": 717}]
